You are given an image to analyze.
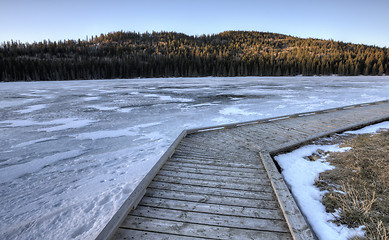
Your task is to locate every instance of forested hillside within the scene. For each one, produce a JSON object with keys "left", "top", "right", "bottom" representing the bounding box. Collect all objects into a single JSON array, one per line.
[{"left": 1, "top": 31, "right": 388, "bottom": 81}]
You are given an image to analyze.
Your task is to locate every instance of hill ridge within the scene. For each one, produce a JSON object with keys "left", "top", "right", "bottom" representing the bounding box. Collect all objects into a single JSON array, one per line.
[{"left": 1, "top": 30, "right": 388, "bottom": 81}]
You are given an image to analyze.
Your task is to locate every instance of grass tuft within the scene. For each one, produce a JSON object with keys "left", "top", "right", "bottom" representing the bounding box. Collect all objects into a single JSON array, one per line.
[
  {"left": 336, "top": 184, "right": 376, "bottom": 227},
  {"left": 313, "top": 129, "right": 389, "bottom": 239}
]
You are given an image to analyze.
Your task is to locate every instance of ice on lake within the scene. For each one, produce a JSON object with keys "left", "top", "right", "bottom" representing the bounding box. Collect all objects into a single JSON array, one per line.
[{"left": 0, "top": 76, "right": 388, "bottom": 239}]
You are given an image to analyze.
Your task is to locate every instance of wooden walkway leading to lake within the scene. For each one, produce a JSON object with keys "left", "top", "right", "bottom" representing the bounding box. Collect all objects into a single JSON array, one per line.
[{"left": 98, "top": 100, "right": 389, "bottom": 240}]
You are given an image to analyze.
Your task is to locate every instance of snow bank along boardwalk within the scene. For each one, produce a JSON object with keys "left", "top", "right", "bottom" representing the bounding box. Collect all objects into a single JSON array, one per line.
[{"left": 98, "top": 100, "right": 389, "bottom": 240}]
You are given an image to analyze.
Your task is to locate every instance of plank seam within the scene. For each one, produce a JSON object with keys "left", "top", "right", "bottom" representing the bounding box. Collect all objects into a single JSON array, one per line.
[
  {"left": 135, "top": 204, "right": 285, "bottom": 220},
  {"left": 147, "top": 187, "right": 274, "bottom": 200},
  {"left": 124, "top": 215, "right": 290, "bottom": 234},
  {"left": 117, "top": 227, "right": 219, "bottom": 240},
  {"left": 156, "top": 173, "right": 270, "bottom": 185},
  {"left": 153, "top": 177, "right": 271, "bottom": 187},
  {"left": 142, "top": 195, "right": 280, "bottom": 209},
  {"left": 167, "top": 160, "right": 260, "bottom": 169},
  {"left": 151, "top": 180, "right": 273, "bottom": 193},
  {"left": 154, "top": 174, "right": 271, "bottom": 185},
  {"left": 158, "top": 169, "right": 266, "bottom": 179}
]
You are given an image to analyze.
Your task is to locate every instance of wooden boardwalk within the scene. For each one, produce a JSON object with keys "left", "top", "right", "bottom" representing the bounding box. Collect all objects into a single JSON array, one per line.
[{"left": 98, "top": 100, "right": 389, "bottom": 240}]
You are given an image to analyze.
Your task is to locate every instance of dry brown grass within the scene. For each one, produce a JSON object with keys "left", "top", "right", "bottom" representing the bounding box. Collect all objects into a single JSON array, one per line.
[{"left": 313, "top": 129, "right": 389, "bottom": 239}]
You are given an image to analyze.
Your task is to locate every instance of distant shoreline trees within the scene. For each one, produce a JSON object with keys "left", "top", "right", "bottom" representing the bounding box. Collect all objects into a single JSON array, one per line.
[{"left": 1, "top": 31, "right": 388, "bottom": 81}]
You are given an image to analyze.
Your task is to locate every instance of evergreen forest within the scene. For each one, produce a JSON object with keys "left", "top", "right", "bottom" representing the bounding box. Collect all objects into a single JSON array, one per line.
[{"left": 1, "top": 31, "right": 388, "bottom": 81}]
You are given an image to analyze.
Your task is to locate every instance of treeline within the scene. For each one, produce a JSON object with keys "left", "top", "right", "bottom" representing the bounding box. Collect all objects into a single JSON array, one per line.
[{"left": 1, "top": 31, "right": 388, "bottom": 81}]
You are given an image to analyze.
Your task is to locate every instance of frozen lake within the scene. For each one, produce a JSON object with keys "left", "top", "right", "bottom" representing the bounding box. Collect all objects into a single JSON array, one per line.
[{"left": 1, "top": 76, "right": 388, "bottom": 239}]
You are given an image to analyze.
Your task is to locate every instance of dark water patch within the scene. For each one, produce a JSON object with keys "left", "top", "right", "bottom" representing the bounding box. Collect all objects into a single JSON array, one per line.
[
  {"left": 198, "top": 94, "right": 267, "bottom": 102},
  {"left": 69, "top": 94, "right": 90, "bottom": 98},
  {"left": 5, "top": 96, "right": 31, "bottom": 99}
]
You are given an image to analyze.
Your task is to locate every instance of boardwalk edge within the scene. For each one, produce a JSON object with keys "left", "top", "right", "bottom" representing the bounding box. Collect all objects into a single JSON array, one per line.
[
  {"left": 95, "top": 131, "right": 188, "bottom": 240},
  {"left": 259, "top": 152, "right": 316, "bottom": 240}
]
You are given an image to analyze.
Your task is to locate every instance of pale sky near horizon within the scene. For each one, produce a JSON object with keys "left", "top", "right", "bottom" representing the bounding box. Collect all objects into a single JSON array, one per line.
[{"left": 1, "top": 0, "right": 388, "bottom": 47}]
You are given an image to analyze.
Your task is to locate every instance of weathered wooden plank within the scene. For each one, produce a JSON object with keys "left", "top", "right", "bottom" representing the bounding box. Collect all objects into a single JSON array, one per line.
[
  {"left": 131, "top": 206, "right": 289, "bottom": 232},
  {"left": 178, "top": 140, "right": 235, "bottom": 151},
  {"left": 181, "top": 133, "right": 237, "bottom": 146},
  {"left": 268, "top": 120, "right": 318, "bottom": 135},
  {"left": 174, "top": 142, "right": 239, "bottom": 152},
  {"left": 177, "top": 140, "right": 240, "bottom": 151},
  {"left": 144, "top": 189, "right": 280, "bottom": 209},
  {"left": 274, "top": 117, "right": 328, "bottom": 133},
  {"left": 172, "top": 152, "right": 260, "bottom": 164},
  {"left": 153, "top": 175, "right": 271, "bottom": 191},
  {"left": 174, "top": 146, "right": 224, "bottom": 154},
  {"left": 148, "top": 181, "right": 275, "bottom": 200},
  {"left": 219, "top": 129, "right": 267, "bottom": 147},
  {"left": 157, "top": 170, "right": 269, "bottom": 185},
  {"left": 162, "top": 161, "right": 263, "bottom": 173},
  {"left": 307, "top": 118, "right": 343, "bottom": 130},
  {"left": 160, "top": 165, "right": 262, "bottom": 178},
  {"left": 262, "top": 124, "right": 311, "bottom": 142},
  {"left": 325, "top": 115, "right": 370, "bottom": 127},
  {"left": 254, "top": 123, "right": 306, "bottom": 141},
  {"left": 139, "top": 197, "right": 284, "bottom": 219},
  {"left": 168, "top": 158, "right": 260, "bottom": 169},
  {"left": 173, "top": 146, "right": 258, "bottom": 158},
  {"left": 171, "top": 154, "right": 234, "bottom": 161},
  {"left": 121, "top": 216, "right": 292, "bottom": 240},
  {"left": 260, "top": 152, "right": 315, "bottom": 240},
  {"left": 114, "top": 228, "right": 206, "bottom": 240},
  {"left": 306, "top": 115, "right": 350, "bottom": 128},
  {"left": 227, "top": 127, "right": 285, "bottom": 145},
  {"left": 173, "top": 150, "right": 224, "bottom": 159},
  {"left": 171, "top": 154, "right": 260, "bottom": 165},
  {"left": 288, "top": 120, "right": 330, "bottom": 133},
  {"left": 227, "top": 127, "right": 290, "bottom": 150},
  {"left": 260, "top": 122, "right": 312, "bottom": 138},
  {"left": 243, "top": 125, "right": 289, "bottom": 141},
  {"left": 313, "top": 120, "right": 340, "bottom": 129}
]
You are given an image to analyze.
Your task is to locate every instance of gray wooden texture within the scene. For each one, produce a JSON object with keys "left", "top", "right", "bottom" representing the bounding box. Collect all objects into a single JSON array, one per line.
[{"left": 110, "top": 100, "right": 389, "bottom": 240}]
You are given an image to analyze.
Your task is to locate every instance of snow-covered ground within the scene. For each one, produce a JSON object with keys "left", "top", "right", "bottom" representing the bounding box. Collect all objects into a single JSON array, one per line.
[
  {"left": 0, "top": 76, "right": 388, "bottom": 239},
  {"left": 275, "top": 121, "right": 389, "bottom": 240}
]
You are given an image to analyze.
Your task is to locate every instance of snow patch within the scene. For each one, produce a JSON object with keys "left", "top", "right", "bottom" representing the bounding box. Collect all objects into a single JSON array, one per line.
[
  {"left": 37, "top": 118, "right": 95, "bottom": 132},
  {"left": 158, "top": 95, "right": 194, "bottom": 102},
  {"left": 0, "top": 150, "right": 83, "bottom": 184},
  {"left": 74, "top": 122, "right": 161, "bottom": 140},
  {"left": 117, "top": 108, "right": 133, "bottom": 113},
  {"left": 211, "top": 116, "right": 234, "bottom": 124},
  {"left": 0, "top": 99, "right": 35, "bottom": 108},
  {"left": 144, "top": 94, "right": 194, "bottom": 102},
  {"left": 0, "top": 119, "right": 39, "bottom": 127},
  {"left": 0, "top": 118, "right": 94, "bottom": 131},
  {"left": 74, "top": 128, "right": 137, "bottom": 140},
  {"left": 275, "top": 145, "right": 365, "bottom": 240},
  {"left": 191, "top": 102, "right": 218, "bottom": 108},
  {"left": 16, "top": 104, "right": 47, "bottom": 114},
  {"left": 88, "top": 105, "right": 118, "bottom": 111},
  {"left": 219, "top": 106, "right": 259, "bottom": 116},
  {"left": 344, "top": 121, "right": 389, "bottom": 134},
  {"left": 12, "top": 137, "right": 57, "bottom": 148},
  {"left": 83, "top": 96, "right": 100, "bottom": 101}
]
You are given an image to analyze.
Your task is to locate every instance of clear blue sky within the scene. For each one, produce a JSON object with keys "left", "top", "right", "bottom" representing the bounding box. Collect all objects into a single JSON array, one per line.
[{"left": 1, "top": 0, "right": 388, "bottom": 47}]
